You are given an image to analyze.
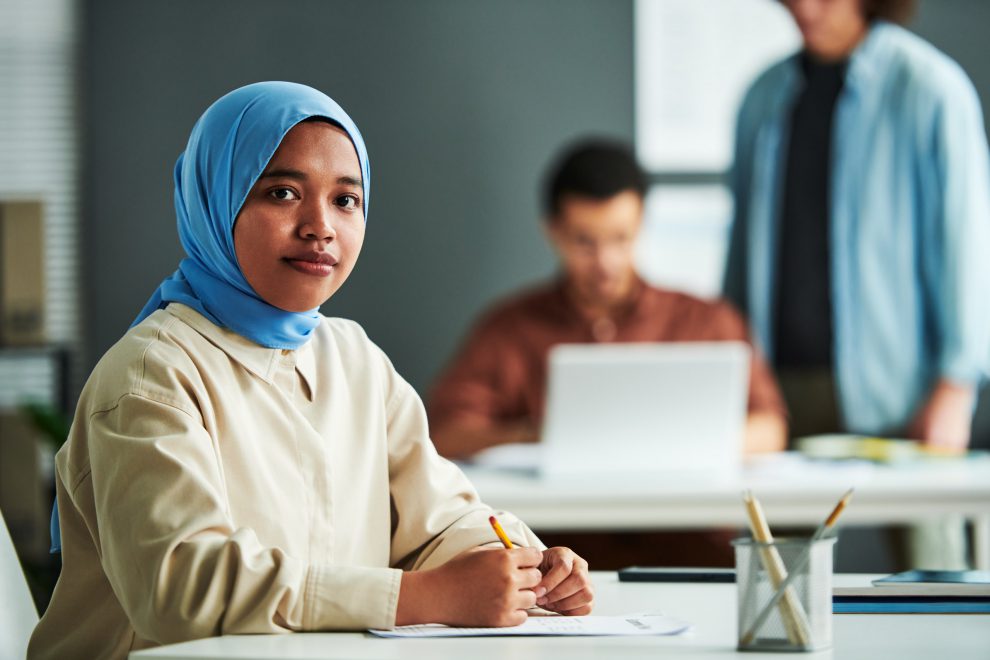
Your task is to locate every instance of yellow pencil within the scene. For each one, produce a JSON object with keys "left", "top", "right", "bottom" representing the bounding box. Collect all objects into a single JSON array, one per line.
[
  {"left": 741, "top": 490, "right": 810, "bottom": 646},
  {"left": 489, "top": 515, "right": 514, "bottom": 549},
  {"left": 813, "top": 488, "right": 854, "bottom": 540}
]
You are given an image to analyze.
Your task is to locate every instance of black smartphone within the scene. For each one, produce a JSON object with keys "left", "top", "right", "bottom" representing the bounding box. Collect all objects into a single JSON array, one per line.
[{"left": 618, "top": 567, "right": 736, "bottom": 583}]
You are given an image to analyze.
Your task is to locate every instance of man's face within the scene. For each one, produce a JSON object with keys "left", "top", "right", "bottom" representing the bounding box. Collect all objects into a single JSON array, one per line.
[
  {"left": 547, "top": 190, "right": 643, "bottom": 308},
  {"left": 783, "top": 0, "right": 868, "bottom": 61}
]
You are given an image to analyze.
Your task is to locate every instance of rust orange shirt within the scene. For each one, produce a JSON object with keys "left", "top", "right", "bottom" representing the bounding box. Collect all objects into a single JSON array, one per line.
[{"left": 428, "top": 279, "right": 786, "bottom": 435}]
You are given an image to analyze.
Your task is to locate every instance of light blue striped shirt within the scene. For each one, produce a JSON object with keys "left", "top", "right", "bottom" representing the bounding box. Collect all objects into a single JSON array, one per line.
[{"left": 724, "top": 22, "right": 990, "bottom": 434}]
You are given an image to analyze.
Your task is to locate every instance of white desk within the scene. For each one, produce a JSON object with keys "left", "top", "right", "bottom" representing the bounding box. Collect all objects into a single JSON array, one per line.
[
  {"left": 130, "top": 573, "right": 990, "bottom": 659},
  {"left": 462, "top": 453, "right": 990, "bottom": 569}
]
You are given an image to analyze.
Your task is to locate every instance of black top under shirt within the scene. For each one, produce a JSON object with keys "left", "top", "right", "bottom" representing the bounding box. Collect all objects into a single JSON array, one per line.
[{"left": 774, "top": 54, "right": 848, "bottom": 368}]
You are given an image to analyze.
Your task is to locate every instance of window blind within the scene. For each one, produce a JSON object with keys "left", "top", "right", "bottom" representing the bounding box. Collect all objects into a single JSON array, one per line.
[{"left": 0, "top": 0, "right": 80, "bottom": 406}]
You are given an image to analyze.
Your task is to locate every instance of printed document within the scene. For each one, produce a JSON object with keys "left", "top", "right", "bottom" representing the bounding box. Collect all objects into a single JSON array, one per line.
[{"left": 369, "top": 613, "right": 691, "bottom": 638}]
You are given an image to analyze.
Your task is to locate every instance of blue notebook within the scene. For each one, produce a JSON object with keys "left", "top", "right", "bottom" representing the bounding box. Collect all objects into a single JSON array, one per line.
[
  {"left": 872, "top": 570, "right": 990, "bottom": 586},
  {"left": 833, "top": 596, "right": 990, "bottom": 614},
  {"left": 834, "top": 572, "right": 990, "bottom": 612}
]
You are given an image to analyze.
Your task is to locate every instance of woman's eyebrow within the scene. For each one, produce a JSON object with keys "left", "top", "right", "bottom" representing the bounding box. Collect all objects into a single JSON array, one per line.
[
  {"left": 260, "top": 168, "right": 307, "bottom": 180},
  {"left": 337, "top": 175, "right": 363, "bottom": 187},
  {"left": 260, "top": 169, "right": 362, "bottom": 187}
]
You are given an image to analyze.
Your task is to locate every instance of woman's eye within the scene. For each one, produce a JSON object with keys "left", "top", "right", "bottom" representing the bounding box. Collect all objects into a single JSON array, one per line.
[
  {"left": 269, "top": 187, "right": 299, "bottom": 201},
  {"left": 335, "top": 194, "right": 361, "bottom": 210}
]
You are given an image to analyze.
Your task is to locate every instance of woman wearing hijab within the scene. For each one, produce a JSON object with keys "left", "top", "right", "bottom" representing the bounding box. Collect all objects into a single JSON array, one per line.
[{"left": 30, "top": 82, "right": 593, "bottom": 659}]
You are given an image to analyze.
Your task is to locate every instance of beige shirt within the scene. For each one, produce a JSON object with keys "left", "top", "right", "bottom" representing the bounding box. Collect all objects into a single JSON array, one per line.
[{"left": 30, "top": 304, "right": 542, "bottom": 660}]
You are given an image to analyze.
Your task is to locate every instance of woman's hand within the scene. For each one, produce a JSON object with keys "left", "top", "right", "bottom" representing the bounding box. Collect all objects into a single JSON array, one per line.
[
  {"left": 535, "top": 546, "right": 594, "bottom": 615},
  {"left": 396, "top": 547, "right": 544, "bottom": 627}
]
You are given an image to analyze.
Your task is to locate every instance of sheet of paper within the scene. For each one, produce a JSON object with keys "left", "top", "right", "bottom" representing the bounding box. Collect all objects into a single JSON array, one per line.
[{"left": 369, "top": 613, "right": 691, "bottom": 638}]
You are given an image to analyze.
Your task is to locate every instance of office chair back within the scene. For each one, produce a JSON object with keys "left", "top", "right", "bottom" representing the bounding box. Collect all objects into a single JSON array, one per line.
[{"left": 0, "top": 508, "right": 39, "bottom": 660}]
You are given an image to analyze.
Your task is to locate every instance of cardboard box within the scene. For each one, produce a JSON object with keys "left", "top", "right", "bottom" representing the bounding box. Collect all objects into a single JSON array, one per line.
[
  {"left": 0, "top": 200, "right": 46, "bottom": 345},
  {"left": 0, "top": 411, "right": 51, "bottom": 563}
]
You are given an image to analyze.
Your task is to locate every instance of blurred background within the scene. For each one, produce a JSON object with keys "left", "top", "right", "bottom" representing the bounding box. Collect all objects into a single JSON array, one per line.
[{"left": 1, "top": 0, "right": 989, "bottom": 610}]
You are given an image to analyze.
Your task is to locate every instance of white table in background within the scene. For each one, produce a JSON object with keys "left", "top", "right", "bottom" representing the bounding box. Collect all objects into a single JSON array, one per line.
[
  {"left": 130, "top": 573, "right": 990, "bottom": 659},
  {"left": 461, "top": 452, "right": 990, "bottom": 569}
]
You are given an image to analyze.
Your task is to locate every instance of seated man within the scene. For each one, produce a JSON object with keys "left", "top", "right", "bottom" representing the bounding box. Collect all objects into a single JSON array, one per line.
[{"left": 429, "top": 139, "right": 787, "bottom": 461}]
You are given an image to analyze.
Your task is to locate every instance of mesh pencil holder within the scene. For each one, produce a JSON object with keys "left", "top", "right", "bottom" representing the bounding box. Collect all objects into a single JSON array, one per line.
[{"left": 732, "top": 536, "right": 836, "bottom": 652}]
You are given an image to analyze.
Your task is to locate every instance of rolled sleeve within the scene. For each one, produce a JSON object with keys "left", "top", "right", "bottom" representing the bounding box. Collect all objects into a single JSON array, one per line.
[
  {"left": 304, "top": 565, "right": 402, "bottom": 630},
  {"left": 386, "top": 360, "right": 543, "bottom": 571}
]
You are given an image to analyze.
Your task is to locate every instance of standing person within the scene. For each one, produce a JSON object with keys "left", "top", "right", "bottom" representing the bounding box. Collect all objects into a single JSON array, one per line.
[
  {"left": 725, "top": 0, "right": 990, "bottom": 567},
  {"left": 31, "top": 82, "right": 592, "bottom": 660}
]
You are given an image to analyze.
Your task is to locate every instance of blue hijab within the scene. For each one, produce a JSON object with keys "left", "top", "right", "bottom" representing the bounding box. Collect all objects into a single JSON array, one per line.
[
  {"left": 52, "top": 81, "right": 370, "bottom": 552},
  {"left": 136, "top": 80, "right": 370, "bottom": 346}
]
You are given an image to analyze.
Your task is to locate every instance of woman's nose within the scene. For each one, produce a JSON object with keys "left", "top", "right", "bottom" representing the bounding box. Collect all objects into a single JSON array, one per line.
[{"left": 299, "top": 203, "right": 336, "bottom": 241}]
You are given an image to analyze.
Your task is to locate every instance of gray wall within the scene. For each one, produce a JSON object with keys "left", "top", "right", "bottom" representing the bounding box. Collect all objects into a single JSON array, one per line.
[
  {"left": 910, "top": 0, "right": 990, "bottom": 448},
  {"left": 82, "top": 0, "right": 635, "bottom": 393},
  {"left": 83, "top": 0, "right": 990, "bottom": 416},
  {"left": 80, "top": 0, "right": 990, "bottom": 574},
  {"left": 913, "top": 0, "right": 990, "bottom": 133}
]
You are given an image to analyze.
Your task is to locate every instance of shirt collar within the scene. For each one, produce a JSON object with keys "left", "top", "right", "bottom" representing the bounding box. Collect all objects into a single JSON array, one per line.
[
  {"left": 843, "top": 20, "right": 893, "bottom": 93},
  {"left": 773, "top": 20, "right": 892, "bottom": 111},
  {"left": 167, "top": 302, "right": 317, "bottom": 395},
  {"left": 788, "top": 21, "right": 891, "bottom": 96},
  {"left": 294, "top": 337, "right": 318, "bottom": 400}
]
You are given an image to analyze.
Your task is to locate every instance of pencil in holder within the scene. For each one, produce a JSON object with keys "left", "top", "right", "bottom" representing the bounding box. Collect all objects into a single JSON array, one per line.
[{"left": 732, "top": 536, "right": 836, "bottom": 652}]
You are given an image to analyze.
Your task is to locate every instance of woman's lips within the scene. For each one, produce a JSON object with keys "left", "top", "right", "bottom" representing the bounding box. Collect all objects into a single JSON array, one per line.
[{"left": 284, "top": 252, "right": 338, "bottom": 277}]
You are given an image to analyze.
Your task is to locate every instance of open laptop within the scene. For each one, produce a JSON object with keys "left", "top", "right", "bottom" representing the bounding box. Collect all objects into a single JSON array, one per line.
[{"left": 539, "top": 342, "right": 750, "bottom": 480}]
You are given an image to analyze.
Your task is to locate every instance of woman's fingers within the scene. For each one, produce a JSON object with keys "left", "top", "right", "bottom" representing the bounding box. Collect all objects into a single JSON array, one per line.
[
  {"left": 541, "top": 566, "right": 593, "bottom": 612},
  {"left": 555, "top": 600, "right": 595, "bottom": 616},
  {"left": 517, "top": 567, "right": 543, "bottom": 590},
  {"left": 537, "top": 548, "right": 574, "bottom": 594}
]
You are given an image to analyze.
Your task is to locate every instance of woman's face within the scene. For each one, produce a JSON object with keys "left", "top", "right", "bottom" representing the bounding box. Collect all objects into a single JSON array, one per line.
[{"left": 234, "top": 121, "right": 366, "bottom": 312}]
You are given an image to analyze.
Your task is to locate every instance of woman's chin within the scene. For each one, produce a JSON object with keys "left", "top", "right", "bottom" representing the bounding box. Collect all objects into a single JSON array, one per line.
[{"left": 264, "top": 294, "right": 331, "bottom": 313}]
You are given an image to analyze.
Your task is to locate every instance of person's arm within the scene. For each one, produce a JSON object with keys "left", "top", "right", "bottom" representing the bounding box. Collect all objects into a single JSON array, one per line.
[
  {"left": 396, "top": 547, "right": 544, "bottom": 627},
  {"left": 710, "top": 301, "right": 788, "bottom": 454},
  {"left": 744, "top": 411, "right": 787, "bottom": 454},
  {"left": 428, "top": 314, "right": 535, "bottom": 459},
  {"left": 907, "top": 378, "right": 976, "bottom": 451},
  {"left": 394, "top": 545, "right": 595, "bottom": 624},
  {"left": 431, "top": 420, "right": 538, "bottom": 460},
  {"left": 742, "top": 356, "right": 788, "bottom": 454},
  {"left": 383, "top": 353, "right": 593, "bottom": 623},
  {"left": 723, "top": 81, "right": 758, "bottom": 313},
  {"left": 727, "top": 97, "right": 788, "bottom": 454},
  {"left": 84, "top": 393, "right": 402, "bottom": 642},
  {"left": 912, "top": 74, "right": 990, "bottom": 449},
  {"left": 389, "top": 365, "right": 544, "bottom": 568}
]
